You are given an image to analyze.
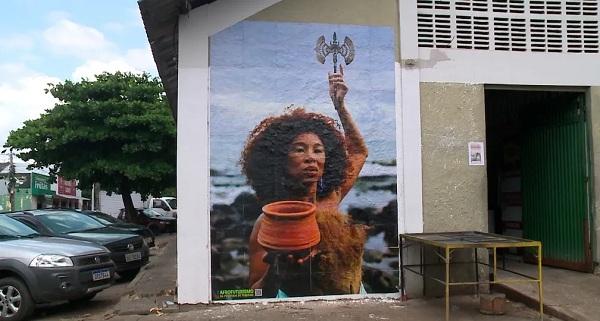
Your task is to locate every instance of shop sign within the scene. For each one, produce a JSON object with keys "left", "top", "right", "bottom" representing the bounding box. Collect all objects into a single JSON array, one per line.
[
  {"left": 31, "top": 173, "right": 55, "bottom": 196},
  {"left": 57, "top": 176, "right": 77, "bottom": 196}
]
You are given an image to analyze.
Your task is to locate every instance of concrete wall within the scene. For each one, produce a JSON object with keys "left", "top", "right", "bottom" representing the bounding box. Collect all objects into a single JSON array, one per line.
[
  {"left": 419, "top": 82, "right": 487, "bottom": 296},
  {"left": 98, "top": 191, "right": 143, "bottom": 217},
  {"left": 420, "top": 83, "right": 488, "bottom": 232},
  {"left": 589, "top": 87, "right": 600, "bottom": 264}
]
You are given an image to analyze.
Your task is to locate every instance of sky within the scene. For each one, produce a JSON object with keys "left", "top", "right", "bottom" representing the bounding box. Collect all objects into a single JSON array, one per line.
[
  {"left": 209, "top": 20, "right": 397, "bottom": 175},
  {"left": 0, "top": 0, "right": 157, "bottom": 160}
]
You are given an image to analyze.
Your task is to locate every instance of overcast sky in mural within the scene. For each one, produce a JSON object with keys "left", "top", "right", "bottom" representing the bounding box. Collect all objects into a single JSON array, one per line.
[{"left": 210, "top": 21, "right": 396, "bottom": 175}]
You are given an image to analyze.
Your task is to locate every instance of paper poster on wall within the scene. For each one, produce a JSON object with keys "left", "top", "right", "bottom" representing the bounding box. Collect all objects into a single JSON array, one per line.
[
  {"left": 208, "top": 20, "right": 398, "bottom": 300},
  {"left": 469, "top": 142, "right": 485, "bottom": 166}
]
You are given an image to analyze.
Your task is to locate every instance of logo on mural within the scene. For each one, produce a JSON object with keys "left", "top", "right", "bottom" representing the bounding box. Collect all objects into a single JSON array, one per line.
[{"left": 209, "top": 20, "right": 398, "bottom": 300}]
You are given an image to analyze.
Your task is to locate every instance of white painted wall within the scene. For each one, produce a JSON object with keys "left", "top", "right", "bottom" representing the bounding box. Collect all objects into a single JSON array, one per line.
[
  {"left": 177, "top": 0, "right": 425, "bottom": 303},
  {"left": 398, "top": 0, "right": 423, "bottom": 234},
  {"left": 98, "top": 191, "right": 143, "bottom": 217},
  {"left": 177, "top": 0, "right": 283, "bottom": 304},
  {"left": 174, "top": 1, "right": 600, "bottom": 304},
  {"left": 419, "top": 48, "right": 600, "bottom": 85}
]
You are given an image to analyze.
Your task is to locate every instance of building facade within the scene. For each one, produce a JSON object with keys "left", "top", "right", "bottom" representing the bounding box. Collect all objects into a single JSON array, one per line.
[
  {"left": 139, "top": 0, "right": 600, "bottom": 304},
  {"left": 0, "top": 172, "right": 55, "bottom": 211},
  {"left": 0, "top": 164, "right": 89, "bottom": 211}
]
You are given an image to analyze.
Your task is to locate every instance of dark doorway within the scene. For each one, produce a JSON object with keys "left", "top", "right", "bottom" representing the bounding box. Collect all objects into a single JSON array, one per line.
[{"left": 485, "top": 89, "right": 593, "bottom": 272}]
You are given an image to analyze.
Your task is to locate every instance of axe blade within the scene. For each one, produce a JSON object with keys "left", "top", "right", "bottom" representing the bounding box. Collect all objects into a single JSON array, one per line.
[
  {"left": 314, "top": 35, "right": 328, "bottom": 64},
  {"left": 341, "top": 36, "right": 355, "bottom": 65}
]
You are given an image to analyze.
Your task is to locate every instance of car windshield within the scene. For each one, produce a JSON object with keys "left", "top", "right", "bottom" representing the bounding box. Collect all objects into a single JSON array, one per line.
[
  {"left": 88, "top": 212, "right": 120, "bottom": 225},
  {"left": 143, "top": 208, "right": 165, "bottom": 217},
  {"left": 36, "top": 212, "right": 106, "bottom": 234},
  {"left": 0, "top": 215, "right": 40, "bottom": 239},
  {"left": 166, "top": 199, "right": 177, "bottom": 209}
]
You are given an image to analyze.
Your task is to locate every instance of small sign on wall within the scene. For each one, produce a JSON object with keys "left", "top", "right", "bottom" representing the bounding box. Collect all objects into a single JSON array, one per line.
[{"left": 468, "top": 142, "right": 485, "bottom": 166}]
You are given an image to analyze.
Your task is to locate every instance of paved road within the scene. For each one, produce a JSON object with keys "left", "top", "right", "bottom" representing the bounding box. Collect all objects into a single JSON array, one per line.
[
  {"left": 31, "top": 277, "right": 131, "bottom": 321},
  {"left": 28, "top": 233, "right": 556, "bottom": 321},
  {"left": 30, "top": 234, "right": 175, "bottom": 321}
]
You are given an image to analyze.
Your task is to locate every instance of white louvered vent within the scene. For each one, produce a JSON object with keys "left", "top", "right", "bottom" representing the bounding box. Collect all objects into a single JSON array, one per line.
[
  {"left": 493, "top": 17, "right": 527, "bottom": 51},
  {"left": 456, "top": 15, "right": 490, "bottom": 49},
  {"left": 530, "top": 1, "right": 563, "bottom": 14},
  {"left": 530, "top": 19, "right": 563, "bottom": 52},
  {"left": 492, "top": 0, "right": 526, "bottom": 13},
  {"left": 456, "top": 0, "right": 489, "bottom": 11},
  {"left": 417, "top": 13, "right": 452, "bottom": 48},
  {"left": 417, "top": 0, "right": 600, "bottom": 53}
]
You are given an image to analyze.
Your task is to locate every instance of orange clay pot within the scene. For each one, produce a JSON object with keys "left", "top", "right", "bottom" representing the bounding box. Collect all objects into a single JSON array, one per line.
[{"left": 257, "top": 201, "right": 320, "bottom": 251}]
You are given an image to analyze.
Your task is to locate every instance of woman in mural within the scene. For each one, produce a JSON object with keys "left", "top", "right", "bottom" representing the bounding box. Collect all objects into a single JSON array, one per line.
[{"left": 241, "top": 65, "right": 369, "bottom": 297}]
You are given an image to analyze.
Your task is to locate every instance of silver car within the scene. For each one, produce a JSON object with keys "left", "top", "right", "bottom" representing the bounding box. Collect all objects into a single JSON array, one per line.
[{"left": 0, "top": 215, "right": 115, "bottom": 321}]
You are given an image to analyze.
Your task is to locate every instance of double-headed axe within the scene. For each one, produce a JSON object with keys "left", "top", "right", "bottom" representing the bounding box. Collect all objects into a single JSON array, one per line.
[{"left": 314, "top": 32, "right": 355, "bottom": 73}]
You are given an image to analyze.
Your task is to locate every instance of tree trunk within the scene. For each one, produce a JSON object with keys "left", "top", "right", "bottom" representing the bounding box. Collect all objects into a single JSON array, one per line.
[{"left": 120, "top": 180, "right": 136, "bottom": 222}]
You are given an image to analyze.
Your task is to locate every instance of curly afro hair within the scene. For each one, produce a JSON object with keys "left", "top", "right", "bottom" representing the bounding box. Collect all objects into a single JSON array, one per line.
[{"left": 241, "top": 108, "right": 349, "bottom": 205}]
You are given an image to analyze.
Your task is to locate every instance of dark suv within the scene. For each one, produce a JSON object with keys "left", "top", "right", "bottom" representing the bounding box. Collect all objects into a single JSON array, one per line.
[
  {"left": 1, "top": 215, "right": 115, "bottom": 321},
  {"left": 9, "top": 210, "right": 149, "bottom": 280},
  {"left": 81, "top": 210, "right": 155, "bottom": 247},
  {"left": 118, "top": 208, "right": 176, "bottom": 235}
]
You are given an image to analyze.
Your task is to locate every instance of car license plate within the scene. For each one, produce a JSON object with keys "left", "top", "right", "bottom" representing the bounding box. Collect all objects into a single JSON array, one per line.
[
  {"left": 125, "top": 252, "right": 142, "bottom": 262},
  {"left": 92, "top": 269, "right": 111, "bottom": 281}
]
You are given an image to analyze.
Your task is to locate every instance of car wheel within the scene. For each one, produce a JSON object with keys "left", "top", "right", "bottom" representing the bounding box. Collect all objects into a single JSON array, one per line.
[
  {"left": 0, "top": 277, "right": 34, "bottom": 321},
  {"left": 118, "top": 268, "right": 141, "bottom": 281},
  {"left": 69, "top": 292, "right": 97, "bottom": 304}
]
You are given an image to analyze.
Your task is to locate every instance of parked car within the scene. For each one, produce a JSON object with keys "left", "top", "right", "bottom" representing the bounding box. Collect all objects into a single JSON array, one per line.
[
  {"left": 8, "top": 209, "right": 149, "bottom": 280},
  {"left": 118, "top": 208, "right": 176, "bottom": 235},
  {"left": 143, "top": 197, "right": 177, "bottom": 218},
  {"left": 81, "top": 210, "right": 155, "bottom": 247},
  {"left": 0, "top": 214, "right": 115, "bottom": 321}
]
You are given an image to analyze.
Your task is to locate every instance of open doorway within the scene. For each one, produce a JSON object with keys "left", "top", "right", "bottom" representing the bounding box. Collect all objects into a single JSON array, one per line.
[{"left": 485, "top": 89, "right": 593, "bottom": 272}]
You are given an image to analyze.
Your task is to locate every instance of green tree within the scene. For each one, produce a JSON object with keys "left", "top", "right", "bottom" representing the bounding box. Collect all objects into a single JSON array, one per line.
[{"left": 4, "top": 72, "right": 176, "bottom": 217}]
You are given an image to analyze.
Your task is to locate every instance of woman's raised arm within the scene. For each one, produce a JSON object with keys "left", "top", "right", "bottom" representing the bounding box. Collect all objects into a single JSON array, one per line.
[{"left": 328, "top": 65, "right": 368, "bottom": 199}]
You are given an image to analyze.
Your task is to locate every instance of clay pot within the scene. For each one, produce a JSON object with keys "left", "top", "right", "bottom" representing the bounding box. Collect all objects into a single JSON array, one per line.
[{"left": 257, "top": 201, "right": 320, "bottom": 251}]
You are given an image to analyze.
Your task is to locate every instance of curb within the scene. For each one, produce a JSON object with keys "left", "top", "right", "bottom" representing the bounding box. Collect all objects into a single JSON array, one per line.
[
  {"left": 492, "top": 284, "right": 590, "bottom": 321},
  {"left": 126, "top": 264, "right": 150, "bottom": 290},
  {"left": 126, "top": 237, "right": 170, "bottom": 291},
  {"left": 113, "top": 235, "right": 177, "bottom": 316},
  {"left": 115, "top": 297, "right": 180, "bottom": 316}
]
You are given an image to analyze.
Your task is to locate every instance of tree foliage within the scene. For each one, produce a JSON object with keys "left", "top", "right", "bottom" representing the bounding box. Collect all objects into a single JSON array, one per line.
[{"left": 5, "top": 72, "right": 176, "bottom": 212}]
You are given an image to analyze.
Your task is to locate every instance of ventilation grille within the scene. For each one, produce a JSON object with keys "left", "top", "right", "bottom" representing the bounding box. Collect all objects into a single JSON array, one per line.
[
  {"left": 456, "top": 15, "right": 490, "bottom": 49},
  {"left": 417, "top": 0, "right": 600, "bottom": 53}
]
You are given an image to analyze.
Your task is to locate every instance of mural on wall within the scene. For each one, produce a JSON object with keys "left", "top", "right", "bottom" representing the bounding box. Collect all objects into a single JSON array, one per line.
[{"left": 209, "top": 20, "right": 398, "bottom": 300}]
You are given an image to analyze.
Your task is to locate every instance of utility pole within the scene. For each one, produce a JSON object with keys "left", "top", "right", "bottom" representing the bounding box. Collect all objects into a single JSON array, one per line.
[
  {"left": 91, "top": 183, "right": 95, "bottom": 211},
  {"left": 0, "top": 149, "right": 16, "bottom": 211},
  {"left": 1, "top": 149, "right": 16, "bottom": 211},
  {"left": 8, "top": 151, "right": 15, "bottom": 211}
]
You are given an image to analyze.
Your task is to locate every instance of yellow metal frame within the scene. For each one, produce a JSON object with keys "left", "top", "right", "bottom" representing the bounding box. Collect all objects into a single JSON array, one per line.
[{"left": 400, "top": 232, "right": 543, "bottom": 321}]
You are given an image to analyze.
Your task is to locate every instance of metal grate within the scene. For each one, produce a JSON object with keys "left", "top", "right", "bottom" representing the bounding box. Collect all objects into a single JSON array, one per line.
[{"left": 417, "top": 0, "right": 600, "bottom": 53}]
